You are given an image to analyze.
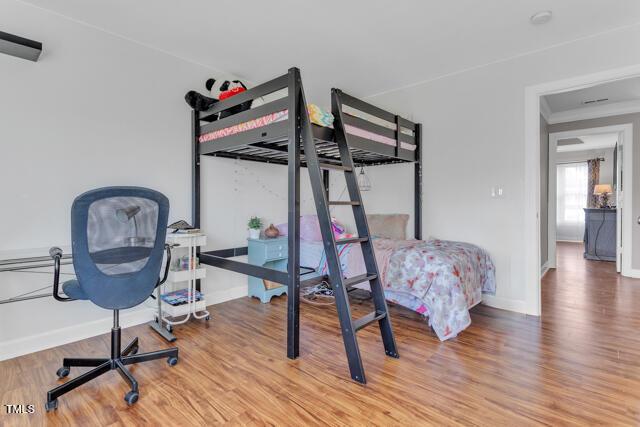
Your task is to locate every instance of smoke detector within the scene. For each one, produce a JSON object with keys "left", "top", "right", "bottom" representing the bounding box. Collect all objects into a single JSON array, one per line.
[{"left": 530, "top": 10, "right": 553, "bottom": 25}]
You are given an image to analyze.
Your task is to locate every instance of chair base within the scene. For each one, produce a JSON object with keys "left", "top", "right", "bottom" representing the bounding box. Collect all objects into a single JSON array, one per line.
[{"left": 45, "top": 333, "right": 178, "bottom": 411}]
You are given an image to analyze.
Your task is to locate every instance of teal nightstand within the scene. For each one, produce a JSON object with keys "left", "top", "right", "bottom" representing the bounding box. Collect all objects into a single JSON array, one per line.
[{"left": 247, "top": 237, "right": 288, "bottom": 303}]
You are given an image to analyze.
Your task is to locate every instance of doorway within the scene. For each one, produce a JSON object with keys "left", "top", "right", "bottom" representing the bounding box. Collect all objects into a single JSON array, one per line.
[
  {"left": 524, "top": 65, "right": 640, "bottom": 316},
  {"left": 547, "top": 126, "right": 627, "bottom": 274}
]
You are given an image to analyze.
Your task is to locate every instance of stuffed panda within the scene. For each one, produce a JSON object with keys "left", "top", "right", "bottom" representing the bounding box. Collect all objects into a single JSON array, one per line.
[
  {"left": 184, "top": 78, "right": 219, "bottom": 112},
  {"left": 215, "top": 80, "right": 253, "bottom": 119},
  {"left": 185, "top": 78, "right": 262, "bottom": 118}
]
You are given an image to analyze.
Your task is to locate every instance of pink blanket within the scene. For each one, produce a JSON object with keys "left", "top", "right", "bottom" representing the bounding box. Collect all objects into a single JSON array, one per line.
[{"left": 347, "top": 238, "right": 496, "bottom": 340}]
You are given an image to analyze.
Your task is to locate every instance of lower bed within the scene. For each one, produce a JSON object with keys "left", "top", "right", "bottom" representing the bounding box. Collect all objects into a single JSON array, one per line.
[{"left": 301, "top": 237, "right": 496, "bottom": 341}]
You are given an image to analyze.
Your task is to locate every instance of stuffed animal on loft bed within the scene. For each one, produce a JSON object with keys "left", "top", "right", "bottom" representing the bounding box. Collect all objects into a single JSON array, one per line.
[{"left": 184, "top": 78, "right": 259, "bottom": 118}]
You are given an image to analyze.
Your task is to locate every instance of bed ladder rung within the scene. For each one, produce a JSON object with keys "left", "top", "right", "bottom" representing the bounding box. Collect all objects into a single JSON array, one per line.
[
  {"left": 318, "top": 162, "right": 352, "bottom": 172},
  {"left": 353, "top": 311, "right": 387, "bottom": 332},
  {"left": 335, "top": 236, "right": 368, "bottom": 245},
  {"left": 343, "top": 273, "right": 377, "bottom": 288},
  {"left": 329, "top": 201, "right": 360, "bottom": 206}
]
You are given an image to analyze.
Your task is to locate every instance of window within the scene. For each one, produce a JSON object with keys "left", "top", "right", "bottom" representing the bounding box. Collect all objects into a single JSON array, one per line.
[{"left": 557, "top": 162, "right": 588, "bottom": 241}]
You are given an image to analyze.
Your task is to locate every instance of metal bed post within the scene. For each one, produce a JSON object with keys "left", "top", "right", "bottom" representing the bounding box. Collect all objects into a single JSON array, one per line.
[
  {"left": 414, "top": 123, "right": 422, "bottom": 240},
  {"left": 192, "top": 109, "right": 202, "bottom": 292},
  {"left": 323, "top": 169, "right": 330, "bottom": 201},
  {"left": 287, "top": 67, "right": 301, "bottom": 359}
]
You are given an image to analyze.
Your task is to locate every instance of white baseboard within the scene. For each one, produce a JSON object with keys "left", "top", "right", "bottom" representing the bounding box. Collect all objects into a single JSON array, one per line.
[
  {"left": 541, "top": 261, "right": 550, "bottom": 277},
  {"left": 623, "top": 268, "right": 640, "bottom": 279},
  {"left": 0, "top": 307, "right": 154, "bottom": 362},
  {"left": 0, "top": 285, "right": 249, "bottom": 362},
  {"left": 481, "top": 295, "right": 530, "bottom": 314}
]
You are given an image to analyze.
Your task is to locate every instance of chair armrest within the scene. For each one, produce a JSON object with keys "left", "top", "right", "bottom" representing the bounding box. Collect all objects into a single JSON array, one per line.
[
  {"left": 157, "top": 243, "right": 179, "bottom": 288},
  {"left": 50, "top": 247, "right": 73, "bottom": 302}
]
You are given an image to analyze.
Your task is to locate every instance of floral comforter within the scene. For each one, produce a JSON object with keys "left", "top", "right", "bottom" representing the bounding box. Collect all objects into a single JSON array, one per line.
[{"left": 352, "top": 238, "right": 496, "bottom": 341}]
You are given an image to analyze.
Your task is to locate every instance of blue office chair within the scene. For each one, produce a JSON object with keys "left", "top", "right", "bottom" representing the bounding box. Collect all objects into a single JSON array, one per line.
[{"left": 45, "top": 187, "right": 178, "bottom": 411}]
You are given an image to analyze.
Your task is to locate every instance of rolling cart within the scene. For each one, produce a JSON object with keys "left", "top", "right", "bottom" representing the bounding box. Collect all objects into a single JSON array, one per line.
[{"left": 149, "top": 232, "right": 210, "bottom": 342}]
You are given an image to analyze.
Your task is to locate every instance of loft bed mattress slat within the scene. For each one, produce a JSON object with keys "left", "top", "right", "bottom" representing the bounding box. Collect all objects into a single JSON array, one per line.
[
  {"left": 199, "top": 120, "right": 289, "bottom": 155},
  {"left": 343, "top": 113, "right": 396, "bottom": 140},
  {"left": 200, "top": 97, "right": 289, "bottom": 136},
  {"left": 201, "top": 128, "right": 416, "bottom": 165}
]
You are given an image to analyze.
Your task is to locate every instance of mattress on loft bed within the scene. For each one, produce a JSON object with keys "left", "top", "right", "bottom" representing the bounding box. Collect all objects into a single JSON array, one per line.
[{"left": 198, "top": 103, "right": 417, "bottom": 151}]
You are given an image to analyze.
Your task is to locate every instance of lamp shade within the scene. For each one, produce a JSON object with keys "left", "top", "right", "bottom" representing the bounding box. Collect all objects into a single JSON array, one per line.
[{"left": 593, "top": 184, "right": 613, "bottom": 195}]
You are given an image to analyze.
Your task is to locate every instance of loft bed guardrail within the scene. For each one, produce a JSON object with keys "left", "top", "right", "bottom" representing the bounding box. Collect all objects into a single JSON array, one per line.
[
  {"left": 195, "top": 75, "right": 420, "bottom": 167},
  {"left": 190, "top": 67, "right": 422, "bottom": 382}
]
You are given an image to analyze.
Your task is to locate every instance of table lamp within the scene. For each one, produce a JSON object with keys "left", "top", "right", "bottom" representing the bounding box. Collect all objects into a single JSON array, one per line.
[
  {"left": 593, "top": 184, "right": 613, "bottom": 208},
  {"left": 116, "top": 205, "right": 145, "bottom": 246}
]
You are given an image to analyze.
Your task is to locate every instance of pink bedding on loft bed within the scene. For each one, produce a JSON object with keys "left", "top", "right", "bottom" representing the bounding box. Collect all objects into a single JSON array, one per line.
[{"left": 198, "top": 105, "right": 417, "bottom": 151}]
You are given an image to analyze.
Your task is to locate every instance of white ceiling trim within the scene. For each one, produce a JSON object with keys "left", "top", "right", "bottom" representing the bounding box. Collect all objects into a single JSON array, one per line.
[
  {"left": 548, "top": 98, "right": 640, "bottom": 124},
  {"left": 16, "top": 0, "right": 239, "bottom": 80},
  {"left": 366, "top": 20, "right": 640, "bottom": 100}
]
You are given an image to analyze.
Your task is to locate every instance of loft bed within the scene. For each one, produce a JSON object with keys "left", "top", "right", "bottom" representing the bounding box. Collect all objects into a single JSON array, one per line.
[{"left": 190, "top": 67, "right": 422, "bottom": 382}]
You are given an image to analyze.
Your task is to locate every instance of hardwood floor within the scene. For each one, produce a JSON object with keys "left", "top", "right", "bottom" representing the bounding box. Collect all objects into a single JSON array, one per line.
[{"left": 2, "top": 242, "right": 640, "bottom": 426}]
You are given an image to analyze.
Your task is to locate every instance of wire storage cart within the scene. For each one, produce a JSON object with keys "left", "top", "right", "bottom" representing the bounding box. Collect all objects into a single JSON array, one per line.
[{"left": 149, "top": 232, "right": 210, "bottom": 341}]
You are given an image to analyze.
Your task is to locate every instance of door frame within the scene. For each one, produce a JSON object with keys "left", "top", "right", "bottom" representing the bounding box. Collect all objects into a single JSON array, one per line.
[
  {"left": 547, "top": 124, "right": 632, "bottom": 274},
  {"left": 524, "top": 63, "right": 640, "bottom": 316}
]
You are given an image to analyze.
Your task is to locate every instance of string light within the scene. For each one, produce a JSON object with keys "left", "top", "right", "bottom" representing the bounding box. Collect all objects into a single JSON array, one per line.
[{"left": 232, "top": 159, "right": 349, "bottom": 213}]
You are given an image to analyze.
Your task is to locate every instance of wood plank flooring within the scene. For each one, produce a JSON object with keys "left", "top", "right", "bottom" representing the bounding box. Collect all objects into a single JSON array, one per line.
[{"left": 2, "top": 242, "right": 640, "bottom": 426}]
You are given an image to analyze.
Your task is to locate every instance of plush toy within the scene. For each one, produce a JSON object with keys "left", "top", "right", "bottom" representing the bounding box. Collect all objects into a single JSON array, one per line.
[
  {"left": 184, "top": 78, "right": 219, "bottom": 112},
  {"left": 217, "top": 80, "right": 253, "bottom": 119},
  {"left": 185, "top": 78, "right": 260, "bottom": 118}
]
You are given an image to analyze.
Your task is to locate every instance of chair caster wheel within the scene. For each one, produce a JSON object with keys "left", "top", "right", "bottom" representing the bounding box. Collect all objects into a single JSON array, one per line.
[
  {"left": 45, "top": 399, "right": 58, "bottom": 412},
  {"left": 124, "top": 391, "right": 139, "bottom": 406},
  {"left": 205, "top": 315, "right": 211, "bottom": 321},
  {"left": 56, "top": 367, "right": 70, "bottom": 378},
  {"left": 131, "top": 346, "right": 139, "bottom": 355},
  {"left": 167, "top": 356, "right": 178, "bottom": 366},
  {"left": 166, "top": 324, "right": 173, "bottom": 333}
]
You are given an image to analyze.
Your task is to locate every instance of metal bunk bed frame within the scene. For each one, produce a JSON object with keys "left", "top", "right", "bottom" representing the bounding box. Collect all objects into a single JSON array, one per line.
[{"left": 191, "top": 67, "right": 422, "bottom": 382}]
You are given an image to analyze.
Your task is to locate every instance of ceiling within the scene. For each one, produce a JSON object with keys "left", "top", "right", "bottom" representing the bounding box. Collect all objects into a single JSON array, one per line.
[
  {"left": 545, "top": 76, "right": 640, "bottom": 113},
  {"left": 22, "top": 0, "right": 640, "bottom": 104},
  {"left": 557, "top": 133, "right": 618, "bottom": 152}
]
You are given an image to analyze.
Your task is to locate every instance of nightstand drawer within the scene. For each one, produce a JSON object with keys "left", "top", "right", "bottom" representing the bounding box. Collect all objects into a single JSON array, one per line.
[
  {"left": 248, "top": 236, "right": 288, "bottom": 303},
  {"left": 265, "top": 244, "right": 287, "bottom": 260}
]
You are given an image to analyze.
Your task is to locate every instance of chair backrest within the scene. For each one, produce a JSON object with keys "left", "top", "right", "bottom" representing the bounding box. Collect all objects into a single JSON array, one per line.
[{"left": 71, "top": 187, "right": 169, "bottom": 310}]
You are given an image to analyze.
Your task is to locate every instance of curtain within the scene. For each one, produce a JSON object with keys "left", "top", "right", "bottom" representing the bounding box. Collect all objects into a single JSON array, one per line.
[
  {"left": 557, "top": 162, "right": 588, "bottom": 241},
  {"left": 587, "top": 158, "right": 601, "bottom": 208}
]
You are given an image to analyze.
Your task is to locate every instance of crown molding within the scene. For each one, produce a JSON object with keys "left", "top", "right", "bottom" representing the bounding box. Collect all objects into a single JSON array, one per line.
[{"left": 548, "top": 99, "right": 640, "bottom": 124}]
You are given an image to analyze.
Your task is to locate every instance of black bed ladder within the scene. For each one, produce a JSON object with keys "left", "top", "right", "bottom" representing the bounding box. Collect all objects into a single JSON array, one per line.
[{"left": 300, "top": 90, "right": 399, "bottom": 384}]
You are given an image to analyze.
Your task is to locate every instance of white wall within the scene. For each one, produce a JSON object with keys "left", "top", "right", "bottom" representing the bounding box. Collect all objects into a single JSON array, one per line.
[
  {"left": 0, "top": 1, "right": 302, "bottom": 359},
  {"left": 366, "top": 24, "right": 640, "bottom": 313}
]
